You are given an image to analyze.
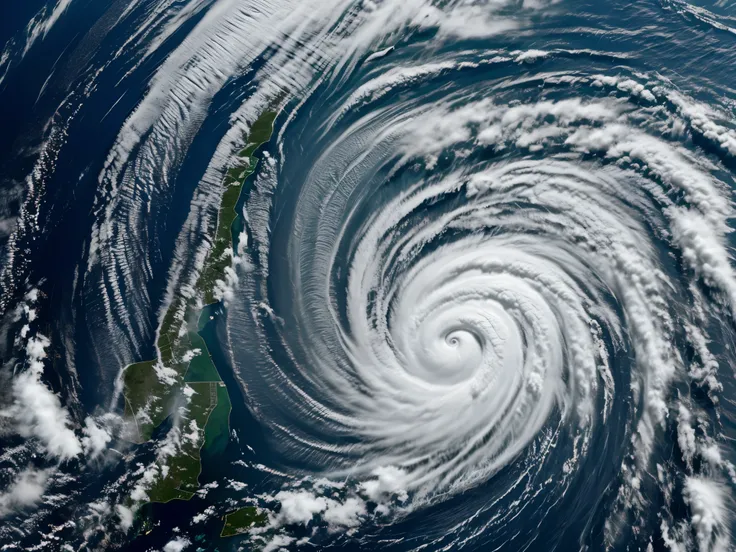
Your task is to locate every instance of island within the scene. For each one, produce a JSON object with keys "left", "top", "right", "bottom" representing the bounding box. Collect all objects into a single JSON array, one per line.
[
  {"left": 220, "top": 506, "right": 268, "bottom": 537},
  {"left": 122, "top": 109, "right": 278, "bottom": 504}
]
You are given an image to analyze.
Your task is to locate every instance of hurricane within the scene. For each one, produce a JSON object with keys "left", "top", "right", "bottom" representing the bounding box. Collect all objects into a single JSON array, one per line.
[{"left": 1, "top": 0, "right": 736, "bottom": 551}]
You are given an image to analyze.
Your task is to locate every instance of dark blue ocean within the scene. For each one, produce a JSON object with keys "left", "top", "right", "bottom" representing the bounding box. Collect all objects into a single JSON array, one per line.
[{"left": 2, "top": 1, "right": 736, "bottom": 551}]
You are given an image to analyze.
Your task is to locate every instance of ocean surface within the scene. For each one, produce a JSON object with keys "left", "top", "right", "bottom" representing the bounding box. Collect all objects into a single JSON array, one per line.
[{"left": 2, "top": 0, "right": 736, "bottom": 551}]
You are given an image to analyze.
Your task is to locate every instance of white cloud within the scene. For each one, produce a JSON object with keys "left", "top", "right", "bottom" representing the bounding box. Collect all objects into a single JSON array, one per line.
[
  {"left": 683, "top": 477, "right": 731, "bottom": 552},
  {"left": 228, "top": 479, "right": 248, "bottom": 491},
  {"left": 182, "top": 419, "right": 201, "bottom": 445},
  {"left": 261, "top": 482, "right": 372, "bottom": 539},
  {"left": 181, "top": 349, "right": 201, "bottom": 363},
  {"left": 82, "top": 417, "right": 112, "bottom": 459},
  {"left": 262, "top": 534, "right": 295, "bottom": 552},
  {"left": 592, "top": 74, "right": 656, "bottom": 102},
  {"left": 0, "top": 467, "right": 50, "bottom": 518},
  {"left": 153, "top": 361, "right": 179, "bottom": 386},
  {"left": 413, "top": 5, "right": 521, "bottom": 39},
  {"left": 192, "top": 506, "right": 216, "bottom": 524},
  {"left": 515, "top": 49, "right": 549, "bottom": 63},
  {"left": 163, "top": 536, "right": 191, "bottom": 552},
  {"left": 322, "top": 497, "right": 367, "bottom": 530},
  {"left": 668, "top": 90, "right": 736, "bottom": 156},
  {"left": 273, "top": 490, "right": 328, "bottom": 526},
  {"left": 677, "top": 404, "right": 696, "bottom": 471},
  {"left": 9, "top": 334, "right": 82, "bottom": 459},
  {"left": 116, "top": 504, "right": 134, "bottom": 531},
  {"left": 359, "top": 466, "right": 408, "bottom": 502}
]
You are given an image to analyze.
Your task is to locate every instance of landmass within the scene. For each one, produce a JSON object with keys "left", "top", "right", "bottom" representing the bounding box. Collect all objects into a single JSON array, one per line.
[
  {"left": 122, "top": 109, "right": 278, "bottom": 504},
  {"left": 220, "top": 506, "right": 268, "bottom": 537}
]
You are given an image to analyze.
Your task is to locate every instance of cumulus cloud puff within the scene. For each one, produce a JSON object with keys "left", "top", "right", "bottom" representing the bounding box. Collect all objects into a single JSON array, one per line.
[
  {"left": 8, "top": 334, "right": 81, "bottom": 460},
  {"left": 163, "top": 536, "right": 191, "bottom": 552},
  {"left": 683, "top": 477, "right": 731, "bottom": 552},
  {"left": 0, "top": 467, "right": 50, "bottom": 518}
]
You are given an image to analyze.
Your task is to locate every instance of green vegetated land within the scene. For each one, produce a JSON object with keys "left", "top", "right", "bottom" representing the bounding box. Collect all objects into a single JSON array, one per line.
[
  {"left": 122, "top": 109, "right": 278, "bottom": 505},
  {"left": 220, "top": 506, "right": 268, "bottom": 538}
]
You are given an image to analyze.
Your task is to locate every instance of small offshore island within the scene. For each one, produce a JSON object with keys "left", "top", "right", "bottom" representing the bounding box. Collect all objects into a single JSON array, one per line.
[
  {"left": 121, "top": 110, "right": 277, "bottom": 528},
  {"left": 220, "top": 506, "right": 268, "bottom": 537}
]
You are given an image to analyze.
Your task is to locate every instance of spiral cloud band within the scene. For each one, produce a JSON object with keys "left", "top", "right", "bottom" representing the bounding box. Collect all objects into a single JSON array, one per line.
[
  {"left": 4, "top": 1, "right": 736, "bottom": 551},
  {"left": 229, "top": 43, "right": 736, "bottom": 550}
]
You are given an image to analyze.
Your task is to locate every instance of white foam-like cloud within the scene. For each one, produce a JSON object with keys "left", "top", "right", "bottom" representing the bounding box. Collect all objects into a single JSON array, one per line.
[
  {"left": 273, "top": 490, "right": 329, "bottom": 526},
  {"left": 412, "top": 5, "right": 522, "bottom": 39},
  {"left": 0, "top": 467, "right": 50, "bottom": 518},
  {"left": 683, "top": 477, "right": 731, "bottom": 552},
  {"left": 9, "top": 334, "right": 82, "bottom": 460},
  {"left": 163, "top": 536, "right": 191, "bottom": 552},
  {"left": 677, "top": 405, "right": 697, "bottom": 472},
  {"left": 359, "top": 466, "right": 409, "bottom": 502},
  {"left": 191, "top": 506, "right": 216, "bottom": 524},
  {"left": 321, "top": 497, "right": 367, "bottom": 530},
  {"left": 262, "top": 534, "right": 296, "bottom": 552},
  {"left": 82, "top": 417, "right": 112, "bottom": 459},
  {"left": 261, "top": 484, "right": 371, "bottom": 535},
  {"left": 116, "top": 504, "right": 134, "bottom": 531}
]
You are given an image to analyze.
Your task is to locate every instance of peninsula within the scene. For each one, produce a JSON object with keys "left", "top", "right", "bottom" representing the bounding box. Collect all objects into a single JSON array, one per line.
[{"left": 122, "top": 110, "right": 278, "bottom": 503}]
